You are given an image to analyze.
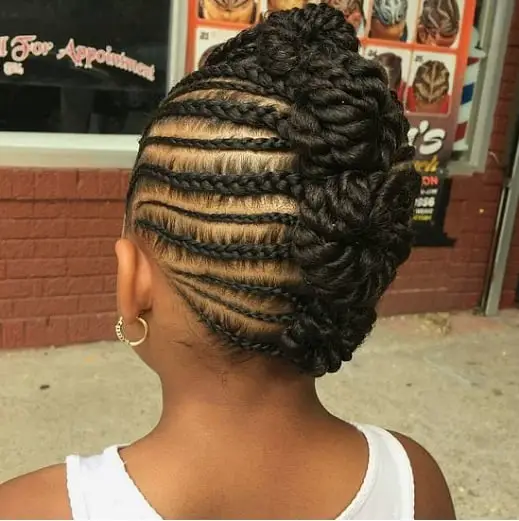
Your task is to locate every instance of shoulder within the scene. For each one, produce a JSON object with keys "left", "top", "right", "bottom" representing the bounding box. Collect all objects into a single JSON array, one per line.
[
  {"left": 391, "top": 431, "right": 456, "bottom": 520},
  {"left": 0, "top": 464, "right": 71, "bottom": 520}
]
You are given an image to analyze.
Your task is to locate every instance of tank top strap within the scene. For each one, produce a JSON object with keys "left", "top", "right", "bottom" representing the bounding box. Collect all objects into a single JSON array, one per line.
[
  {"left": 337, "top": 423, "right": 415, "bottom": 520},
  {"left": 66, "top": 445, "right": 161, "bottom": 520}
]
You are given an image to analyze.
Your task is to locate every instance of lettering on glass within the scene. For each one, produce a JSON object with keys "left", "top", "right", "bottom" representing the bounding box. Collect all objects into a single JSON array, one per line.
[{"left": 0, "top": 34, "right": 156, "bottom": 82}]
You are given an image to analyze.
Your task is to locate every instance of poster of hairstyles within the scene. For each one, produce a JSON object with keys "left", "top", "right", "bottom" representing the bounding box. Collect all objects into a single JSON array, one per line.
[
  {"left": 406, "top": 51, "right": 457, "bottom": 115},
  {"left": 198, "top": 0, "right": 260, "bottom": 25},
  {"left": 368, "top": 0, "right": 420, "bottom": 43},
  {"left": 364, "top": 45, "right": 412, "bottom": 102},
  {"left": 185, "top": 0, "right": 477, "bottom": 166},
  {"left": 416, "top": 0, "right": 464, "bottom": 49}
]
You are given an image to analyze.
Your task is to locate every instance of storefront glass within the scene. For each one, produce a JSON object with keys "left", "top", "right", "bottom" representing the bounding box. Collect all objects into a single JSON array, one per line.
[{"left": 0, "top": 0, "right": 170, "bottom": 134}]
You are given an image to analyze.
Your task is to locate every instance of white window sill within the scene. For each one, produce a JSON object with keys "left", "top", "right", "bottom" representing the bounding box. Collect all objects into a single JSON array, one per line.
[{"left": 0, "top": 132, "right": 139, "bottom": 169}]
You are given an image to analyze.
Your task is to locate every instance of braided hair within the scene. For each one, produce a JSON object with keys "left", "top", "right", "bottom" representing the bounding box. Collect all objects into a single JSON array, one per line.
[
  {"left": 419, "top": 0, "right": 460, "bottom": 39},
  {"left": 372, "top": 0, "right": 408, "bottom": 25},
  {"left": 126, "top": 4, "right": 421, "bottom": 376},
  {"left": 412, "top": 60, "right": 450, "bottom": 104}
]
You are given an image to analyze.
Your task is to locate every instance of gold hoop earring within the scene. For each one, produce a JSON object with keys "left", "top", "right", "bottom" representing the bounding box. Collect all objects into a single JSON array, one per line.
[{"left": 115, "top": 316, "right": 148, "bottom": 347}]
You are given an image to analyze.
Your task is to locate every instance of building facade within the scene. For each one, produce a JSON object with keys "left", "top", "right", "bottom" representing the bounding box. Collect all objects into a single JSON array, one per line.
[{"left": 1, "top": 0, "right": 518, "bottom": 349}]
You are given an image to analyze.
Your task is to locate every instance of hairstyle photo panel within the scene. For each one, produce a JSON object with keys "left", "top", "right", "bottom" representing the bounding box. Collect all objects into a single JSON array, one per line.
[
  {"left": 367, "top": 0, "right": 421, "bottom": 43},
  {"left": 194, "top": 27, "right": 240, "bottom": 69},
  {"left": 406, "top": 51, "right": 457, "bottom": 116},
  {"left": 364, "top": 45, "right": 412, "bottom": 102},
  {"left": 416, "top": 0, "right": 465, "bottom": 49},
  {"left": 198, "top": 0, "right": 260, "bottom": 25}
]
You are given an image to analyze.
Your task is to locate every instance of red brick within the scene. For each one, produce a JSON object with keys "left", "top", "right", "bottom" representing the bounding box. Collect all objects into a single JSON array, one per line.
[
  {"left": 0, "top": 201, "right": 33, "bottom": 218},
  {"left": 2, "top": 320, "right": 25, "bottom": 349},
  {"left": 0, "top": 170, "right": 35, "bottom": 199},
  {"left": 78, "top": 294, "right": 116, "bottom": 313},
  {"left": 505, "top": 46, "right": 519, "bottom": 65},
  {"left": 66, "top": 201, "right": 125, "bottom": 219},
  {"left": 11, "top": 296, "right": 78, "bottom": 319},
  {"left": 24, "top": 316, "right": 68, "bottom": 347},
  {"left": 99, "top": 171, "right": 127, "bottom": 199},
  {"left": 0, "top": 261, "right": 5, "bottom": 279},
  {"left": 104, "top": 275, "right": 117, "bottom": 292},
  {"left": 500, "top": 291, "right": 517, "bottom": 308},
  {"left": 0, "top": 239, "right": 35, "bottom": 259},
  {"left": 33, "top": 202, "right": 68, "bottom": 219},
  {"left": 0, "top": 299, "right": 13, "bottom": 318},
  {"left": 470, "top": 248, "right": 491, "bottom": 264},
  {"left": 0, "top": 279, "right": 38, "bottom": 299},
  {"left": 76, "top": 171, "right": 100, "bottom": 199},
  {"left": 66, "top": 257, "right": 116, "bottom": 277},
  {"left": 66, "top": 219, "right": 121, "bottom": 238},
  {"left": 33, "top": 238, "right": 103, "bottom": 258},
  {"left": 41, "top": 276, "right": 106, "bottom": 297},
  {"left": 0, "top": 219, "right": 66, "bottom": 239},
  {"left": 34, "top": 170, "right": 77, "bottom": 199},
  {"left": 68, "top": 312, "right": 116, "bottom": 344},
  {"left": 6, "top": 259, "right": 67, "bottom": 279}
]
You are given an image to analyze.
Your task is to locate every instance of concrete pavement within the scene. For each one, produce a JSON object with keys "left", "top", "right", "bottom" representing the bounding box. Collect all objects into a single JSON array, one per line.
[{"left": 1, "top": 311, "right": 518, "bottom": 519}]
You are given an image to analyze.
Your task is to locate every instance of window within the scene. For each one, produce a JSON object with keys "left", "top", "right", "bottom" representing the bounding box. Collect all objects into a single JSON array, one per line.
[
  {"left": 0, "top": 0, "right": 170, "bottom": 134},
  {"left": 0, "top": 0, "right": 187, "bottom": 168}
]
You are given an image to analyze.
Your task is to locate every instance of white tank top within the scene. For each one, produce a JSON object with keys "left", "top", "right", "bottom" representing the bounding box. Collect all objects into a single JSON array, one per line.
[{"left": 65, "top": 423, "right": 415, "bottom": 520}]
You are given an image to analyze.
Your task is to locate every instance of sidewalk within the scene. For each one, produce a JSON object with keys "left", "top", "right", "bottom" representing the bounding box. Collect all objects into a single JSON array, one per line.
[{"left": 1, "top": 310, "right": 518, "bottom": 518}]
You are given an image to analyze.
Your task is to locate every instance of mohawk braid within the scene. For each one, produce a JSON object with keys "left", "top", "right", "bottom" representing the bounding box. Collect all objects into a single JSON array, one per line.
[{"left": 127, "top": 3, "right": 420, "bottom": 376}]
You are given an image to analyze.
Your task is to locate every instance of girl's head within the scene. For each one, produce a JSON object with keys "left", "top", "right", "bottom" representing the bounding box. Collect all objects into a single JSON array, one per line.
[
  {"left": 412, "top": 59, "right": 450, "bottom": 113},
  {"left": 119, "top": 4, "right": 420, "bottom": 378},
  {"left": 374, "top": 52, "right": 403, "bottom": 92},
  {"left": 417, "top": 0, "right": 460, "bottom": 47},
  {"left": 370, "top": 0, "right": 408, "bottom": 40}
]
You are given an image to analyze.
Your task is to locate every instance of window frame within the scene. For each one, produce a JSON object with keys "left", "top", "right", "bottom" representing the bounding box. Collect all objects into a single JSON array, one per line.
[
  {"left": 0, "top": 0, "right": 188, "bottom": 169},
  {"left": 450, "top": 0, "right": 515, "bottom": 175},
  {"left": 0, "top": 1, "right": 513, "bottom": 171}
]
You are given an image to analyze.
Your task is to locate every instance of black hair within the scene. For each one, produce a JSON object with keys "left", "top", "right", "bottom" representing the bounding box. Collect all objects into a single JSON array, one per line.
[{"left": 126, "top": 4, "right": 420, "bottom": 376}]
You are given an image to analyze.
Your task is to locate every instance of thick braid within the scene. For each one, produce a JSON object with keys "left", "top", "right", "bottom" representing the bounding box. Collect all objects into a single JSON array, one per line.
[
  {"left": 156, "top": 100, "right": 288, "bottom": 132},
  {"left": 140, "top": 135, "right": 291, "bottom": 151},
  {"left": 173, "top": 277, "right": 294, "bottom": 325},
  {"left": 136, "top": 218, "right": 291, "bottom": 260},
  {"left": 168, "top": 268, "right": 298, "bottom": 301},
  {"left": 128, "top": 163, "right": 303, "bottom": 200},
  {"left": 136, "top": 199, "right": 298, "bottom": 226},
  {"left": 242, "top": 4, "right": 420, "bottom": 375}
]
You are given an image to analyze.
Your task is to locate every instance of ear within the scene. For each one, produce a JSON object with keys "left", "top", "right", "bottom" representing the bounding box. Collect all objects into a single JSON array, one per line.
[{"left": 115, "top": 238, "right": 153, "bottom": 325}]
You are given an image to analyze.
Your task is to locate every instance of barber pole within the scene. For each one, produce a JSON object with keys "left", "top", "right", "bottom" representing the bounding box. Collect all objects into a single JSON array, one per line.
[{"left": 454, "top": 28, "right": 486, "bottom": 152}]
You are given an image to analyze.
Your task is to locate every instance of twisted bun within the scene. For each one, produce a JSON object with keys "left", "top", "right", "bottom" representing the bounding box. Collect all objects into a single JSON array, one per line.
[{"left": 131, "top": 4, "right": 420, "bottom": 376}]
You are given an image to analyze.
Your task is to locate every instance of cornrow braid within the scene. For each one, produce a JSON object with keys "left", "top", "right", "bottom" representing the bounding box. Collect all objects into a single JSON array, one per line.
[
  {"left": 140, "top": 135, "right": 291, "bottom": 152},
  {"left": 128, "top": 163, "right": 303, "bottom": 200},
  {"left": 175, "top": 284, "right": 284, "bottom": 358},
  {"left": 136, "top": 218, "right": 292, "bottom": 261},
  {"left": 173, "top": 276, "right": 294, "bottom": 325},
  {"left": 135, "top": 199, "right": 298, "bottom": 226},
  {"left": 168, "top": 268, "right": 298, "bottom": 301},
  {"left": 126, "top": 3, "right": 421, "bottom": 376},
  {"left": 168, "top": 80, "right": 285, "bottom": 103},
  {"left": 155, "top": 100, "right": 289, "bottom": 132}
]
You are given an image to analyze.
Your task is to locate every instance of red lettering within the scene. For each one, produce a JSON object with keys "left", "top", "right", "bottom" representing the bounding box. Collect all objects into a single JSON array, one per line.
[{"left": 422, "top": 175, "right": 439, "bottom": 187}]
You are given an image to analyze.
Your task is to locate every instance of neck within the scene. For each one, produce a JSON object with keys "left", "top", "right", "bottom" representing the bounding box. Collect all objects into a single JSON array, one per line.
[{"left": 151, "top": 357, "right": 327, "bottom": 444}]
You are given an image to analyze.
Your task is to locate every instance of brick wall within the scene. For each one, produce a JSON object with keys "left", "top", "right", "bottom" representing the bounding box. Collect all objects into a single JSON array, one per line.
[
  {"left": 0, "top": 169, "right": 128, "bottom": 349},
  {"left": 501, "top": 5, "right": 519, "bottom": 309}
]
